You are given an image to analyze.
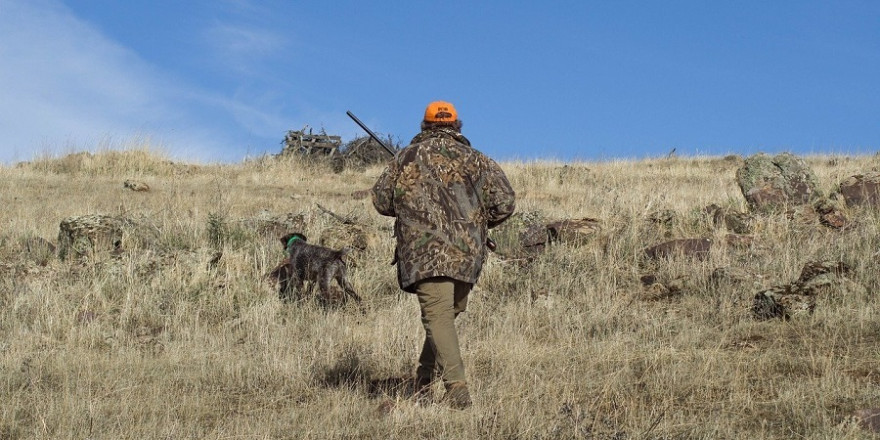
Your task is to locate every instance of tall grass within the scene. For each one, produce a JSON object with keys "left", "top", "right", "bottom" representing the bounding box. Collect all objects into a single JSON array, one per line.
[{"left": 1, "top": 147, "right": 878, "bottom": 439}]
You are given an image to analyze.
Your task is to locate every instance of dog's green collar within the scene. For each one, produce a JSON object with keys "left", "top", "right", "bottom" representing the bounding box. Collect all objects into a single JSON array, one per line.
[{"left": 286, "top": 235, "right": 302, "bottom": 249}]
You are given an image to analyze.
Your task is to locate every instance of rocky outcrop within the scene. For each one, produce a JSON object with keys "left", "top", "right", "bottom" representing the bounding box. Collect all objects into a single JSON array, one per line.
[
  {"left": 57, "top": 214, "right": 131, "bottom": 260},
  {"left": 736, "top": 153, "right": 822, "bottom": 213},
  {"left": 752, "top": 261, "right": 864, "bottom": 320},
  {"left": 644, "top": 238, "right": 712, "bottom": 260},
  {"left": 839, "top": 172, "right": 880, "bottom": 208}
]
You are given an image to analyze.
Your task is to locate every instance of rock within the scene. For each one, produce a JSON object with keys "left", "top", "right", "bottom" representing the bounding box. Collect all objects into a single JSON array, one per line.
[
  {"left": 839, "top": 172, "right": 880, "bottom": 208},
  {"left": 813, "top": 199, "right": 849, "bottom": 229},
  {"left": 123, "top": 180, "right": 150, "bottom": 192},
  {"left": 855, "top": 408, "right": 880, "bottom": 433},
  {"left": 546, "top": 217, "right": 601, "bottom": 245},
  {"left": 239, "top": 212, "right": 308, "bottom": 240},
  {"left": 319, "top": 224, "right": 375, "bottom": 252},
  {"left": 798, "top": 260, "right": 850, "bottom": 283},
  {"left": 752, "top": 287, "right": 815, "bottom": 320},
  {"left": 644, "top": 238, "right": 712, "bottom": 260},
  {"left": 736, "top": 152, "right": 822, "bottom": 213},
  {"left": 57, "top": 214, "right": 132, "bottom": 260},
  {"left": 785, "top": 205, "right": 821, "bottom": 225},
  {"left": 488, "top": 211, "right": 547, "bottom": 257},
  {"left": 752, "top": 260, "right": 862, "bottom": 320},
  {"left": 519, "top": 224, "right": 550, "bottom": 254},
  {"left": 491, "top": 213, "right": 601, "bottom": 256}
]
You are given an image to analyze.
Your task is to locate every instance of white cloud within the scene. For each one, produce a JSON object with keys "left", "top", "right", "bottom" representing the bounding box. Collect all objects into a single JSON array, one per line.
[{"left": 0, "top": 0, "right": 286, "bottom": 164}]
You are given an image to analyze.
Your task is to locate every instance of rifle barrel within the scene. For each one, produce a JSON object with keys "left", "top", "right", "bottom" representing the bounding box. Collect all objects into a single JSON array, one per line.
[{"left": 346, "top": 111, "right": 395, "bottom": 156}]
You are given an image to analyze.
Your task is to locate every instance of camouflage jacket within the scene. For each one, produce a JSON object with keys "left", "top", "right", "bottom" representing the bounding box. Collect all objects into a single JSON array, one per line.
[{"left": 372, "top": 127, "right": 516, "bottom": 292}]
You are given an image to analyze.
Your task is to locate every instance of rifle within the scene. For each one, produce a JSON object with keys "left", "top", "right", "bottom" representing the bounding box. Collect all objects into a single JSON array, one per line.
[{"left": 346, "top": 111, "right": 396, "bottom": 156}]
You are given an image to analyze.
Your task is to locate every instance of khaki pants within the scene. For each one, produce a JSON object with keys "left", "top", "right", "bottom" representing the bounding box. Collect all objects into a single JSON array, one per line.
[{"left": 414, "top": 277, "right": 472, "bottom": 386}]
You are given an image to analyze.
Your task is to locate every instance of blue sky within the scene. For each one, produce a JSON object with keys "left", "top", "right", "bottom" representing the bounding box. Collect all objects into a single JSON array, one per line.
[{"left": 1, "top": 0, "right": 878, "bottom": 164}]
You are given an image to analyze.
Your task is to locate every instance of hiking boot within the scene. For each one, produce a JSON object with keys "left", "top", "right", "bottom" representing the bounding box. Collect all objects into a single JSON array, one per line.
[{"left": 442, "top": 382, "right": 472, "bottom": 410}]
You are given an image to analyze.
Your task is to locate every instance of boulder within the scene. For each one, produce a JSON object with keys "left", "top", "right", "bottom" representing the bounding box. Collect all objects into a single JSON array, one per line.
[
  {"left": 644, "top": 238, "right": 712, "bottom": 260},
  {"left": 123, "top": 180, "right": 150, "bottom": 192},
  {"left": 855, "top": 408, "right": 880, "bottom": 433},
  {"left": 319, "top": 224, "right": 375, "bottom": 252},
  {"left": 490, "top": 214, "right": 601, "bottom": 256},
  {"left": 813, "top": 199, "right": 849, "bottom": 229},
  {"left": 488, "top": 211, "right": 548, "bottom": 256},
  {"left": 753, "top": 287, "right": 815, "bottom": 320},
  {"left": 546, "top": 217, "right": 601, "bottom": 245},
  {"left": 57, "top": 214, "right": 131, "bottom": 260},
  {"left": 238, "top": 211, "right": 308, "bottom": 241},
  {"left": 839, "top": 172, "right": 880, "bottom": 208},
  {"left": 752, "top": 260, "right": 863, "bottom": 320},
  {"left": 736, "top": 153, "right": 822, "bottom": 212}
]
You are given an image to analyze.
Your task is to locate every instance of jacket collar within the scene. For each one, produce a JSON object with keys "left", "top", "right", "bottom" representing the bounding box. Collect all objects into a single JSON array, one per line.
[{"left": 410, "top": 127, "right": 471, "bottom": 146}]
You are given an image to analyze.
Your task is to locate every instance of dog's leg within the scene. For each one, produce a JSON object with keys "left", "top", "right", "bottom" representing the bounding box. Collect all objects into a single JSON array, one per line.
[
  {"left": 270, "top": 261, "right": 294, "bottom": 302},
  {"left": 318, "top": 269, "right": 334, "bottom": 305},
  {"left": 334, "top": 266, "right": 362, "bottom": 303}
]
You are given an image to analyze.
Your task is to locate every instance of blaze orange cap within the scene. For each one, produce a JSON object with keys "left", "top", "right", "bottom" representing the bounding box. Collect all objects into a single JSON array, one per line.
[{"left": 424, "top": 101, "right": 457, "bottom": 122}]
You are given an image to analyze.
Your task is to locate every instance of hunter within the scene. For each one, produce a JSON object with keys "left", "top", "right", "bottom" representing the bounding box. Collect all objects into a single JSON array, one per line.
[{"left": 371, "top": 101, "right": 516, "bottom": 409}]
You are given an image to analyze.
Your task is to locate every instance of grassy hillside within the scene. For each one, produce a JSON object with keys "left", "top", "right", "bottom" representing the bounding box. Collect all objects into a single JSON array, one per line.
[{"left": 1, "top": 147, "right": 879, "bottom": 439}]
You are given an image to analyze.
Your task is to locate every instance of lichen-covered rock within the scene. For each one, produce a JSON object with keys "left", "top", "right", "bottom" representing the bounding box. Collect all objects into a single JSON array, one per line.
[
  {"left": 855, "top": 408, "right": 880, "bottom": 433},
  {"left": 489, "top": 211, "right": 547, "bottom": 256},
  {"left": 57, "top": 214, "right": 132, "bottom": 260},
  {"left": 753, "top": 286, "right": 814, "bottom": 320},
  {"left": 644, "top": 238, "right": 712, "bottom": 260},
  {"left": 811, "top": 199, "right": 849, "bottom": 229},
  {"left": 546, "top": 217, "right": 601, "bottom": 245},
  {"left": 319, "top": 224, "right": 376, "bottom": 251},
  {"left": 736, "top": 153, "right": 822, "bottom": 212},
  {"left": 123, "top": 180, "right": 150, "bottom": 192},
  {"left": 238, "top": 211, "right": 308, "bottom": 241},
  {"left": 839, "top": 172, "right": 880, "bottom": 208},
  {"left": 798, "top": 260, "right": 850, "bottom": 282},
  {"left": 752, "top": 260, "right": 863, "bottom": 320}
]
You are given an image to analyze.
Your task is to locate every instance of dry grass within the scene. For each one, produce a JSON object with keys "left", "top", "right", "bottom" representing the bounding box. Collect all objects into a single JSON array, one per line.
[{"left": 2, "top": 145, "right": 880, "bottom": 439}]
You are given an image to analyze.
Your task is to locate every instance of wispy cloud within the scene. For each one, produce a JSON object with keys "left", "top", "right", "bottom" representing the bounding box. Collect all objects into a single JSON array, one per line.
[
  {"left": 205, "top": 23, "right": 286, "bottom": 61},
  {"left": 0, "top": 0, "right": 286, "bottom": 164}
]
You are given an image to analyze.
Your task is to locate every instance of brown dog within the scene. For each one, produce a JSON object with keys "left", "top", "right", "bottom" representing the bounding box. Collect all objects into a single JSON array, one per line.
[{"left": 268, "top": 233, "right": 362, "bottom": 305}]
